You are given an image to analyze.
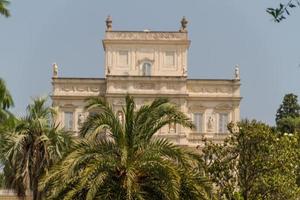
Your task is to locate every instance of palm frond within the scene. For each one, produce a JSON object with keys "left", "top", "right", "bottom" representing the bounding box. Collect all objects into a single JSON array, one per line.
[{"left": 0, "top": 0, "right": 10, "bottom": 17}]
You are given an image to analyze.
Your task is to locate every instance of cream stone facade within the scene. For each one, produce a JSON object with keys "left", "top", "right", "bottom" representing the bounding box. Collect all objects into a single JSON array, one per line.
[{"left": 51, "top": 17, "right": 241, "bottom": 147}]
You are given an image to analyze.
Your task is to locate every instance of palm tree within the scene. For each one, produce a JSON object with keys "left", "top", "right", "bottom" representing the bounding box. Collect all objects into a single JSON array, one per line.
[
  {"left": 0, "top": 0, "right": 10, "bottom": 17},
  {"left": 0, "top": 78, "right": 14, "bottom": 121},
  {"left": 0, "top": 97, "right": 73, "bottom": 200},
  {"left": 40, "top": 95, "right": 212, "bottom": 200}
]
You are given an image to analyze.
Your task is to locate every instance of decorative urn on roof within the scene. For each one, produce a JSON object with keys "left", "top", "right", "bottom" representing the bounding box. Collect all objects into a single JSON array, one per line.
[
  {"left": 106, "top": 15, "right": 112, "bottom": 31},
  {"left": 180, "top": 16, "right": 188, "bottom": 32}
]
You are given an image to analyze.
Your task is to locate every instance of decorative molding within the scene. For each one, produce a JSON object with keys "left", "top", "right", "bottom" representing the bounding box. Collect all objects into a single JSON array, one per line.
[{"left": 105, "top": 32, "right": 188, "bottom": 41}]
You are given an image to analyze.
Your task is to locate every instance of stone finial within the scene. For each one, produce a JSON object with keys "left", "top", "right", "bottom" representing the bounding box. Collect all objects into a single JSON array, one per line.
[
  {"left": 52, "top": 63, "right": 58, "bottom": 78},
  {"left": 180, "top": 16, "right": 188, "bottom": 32},
  {"left": 106, "top": 15, "right": 112, "bottom": 31},
  {"left": 234, "top": 65, "right": 240, "bottom": 80}
]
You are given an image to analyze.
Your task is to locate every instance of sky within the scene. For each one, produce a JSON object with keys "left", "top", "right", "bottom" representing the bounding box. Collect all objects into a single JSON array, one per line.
[{"left": 0, "top": 0, "right": 300, "bottom": 125}]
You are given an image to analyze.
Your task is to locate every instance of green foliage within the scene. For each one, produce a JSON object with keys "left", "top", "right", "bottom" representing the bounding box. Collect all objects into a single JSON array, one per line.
[
  {"left": 202, "top": 120, "right": 300, "bottom": 200},
  {"left": 276, "top": 93, "right": 300, "bottom": 124},
  {"left": 276, "top": 116, "right": 300, "bottom": 134},
  {"left": 276, "top": 93, "right": 300, "bottom": 134},
  {"left": 0, "top": 0, "right": 10, "bottom": 17},
  {"left": 0, "top": 97, "right": 73, "bottom": 200},
  {"left": 40, "top": 95, "right": 212, "bottom": 200},
  {"left": 267, "top": 0, "right": 300, "bottom": 22}
]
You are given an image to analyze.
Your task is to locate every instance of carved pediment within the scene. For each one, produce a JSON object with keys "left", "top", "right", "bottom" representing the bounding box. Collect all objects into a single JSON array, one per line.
[{"left": 137, "top": 58, "right": 154, "bottom": 66}]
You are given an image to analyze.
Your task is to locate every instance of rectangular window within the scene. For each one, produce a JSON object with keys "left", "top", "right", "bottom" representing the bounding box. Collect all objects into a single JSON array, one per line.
[
  {"left": 218, "top": 113, "right": 229, "bottom": 133},
  {"left": 164, "top": 51, "right": 175, "bottom": 66},
  {"left": 64, "top": 112, "right": 73, "bottom": 131},
  {"left": 193, "top": 113, "right": 203, "bottom": 133},
  {"left": 119, "top": 50, "right": 128, "bottom": 66},
  {"left": 142, "top": 63, "right": 151, "bottom": 76}
]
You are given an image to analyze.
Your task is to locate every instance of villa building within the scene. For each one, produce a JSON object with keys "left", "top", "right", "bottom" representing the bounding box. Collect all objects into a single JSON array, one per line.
[{"left": 51, "top": 17, "right": 241, "bottom": 147}]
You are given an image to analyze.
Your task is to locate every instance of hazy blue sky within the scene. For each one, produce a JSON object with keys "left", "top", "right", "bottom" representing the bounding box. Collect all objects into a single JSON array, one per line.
[{"left": 0, "top": 0, "right": 299, "bottom": 125}]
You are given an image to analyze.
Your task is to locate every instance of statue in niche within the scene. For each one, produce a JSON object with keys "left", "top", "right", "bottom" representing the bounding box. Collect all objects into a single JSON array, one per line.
[
  {"left": 169, "top": 122, "right": 176, "bottom": 134},
  {"left": 78, "top": 113, "right": 85, "bottom": 126},
  {"left": 207, "top": 116, "right": 214, "bottom": 132},
  {"left": 117, "top": 111, "right": 124, "bottom": 125}
]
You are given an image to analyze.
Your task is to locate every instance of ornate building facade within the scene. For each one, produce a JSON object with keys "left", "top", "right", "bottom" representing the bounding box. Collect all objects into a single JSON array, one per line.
[{"left": 51, "top": 17, "right": 241, "bottom": 147}]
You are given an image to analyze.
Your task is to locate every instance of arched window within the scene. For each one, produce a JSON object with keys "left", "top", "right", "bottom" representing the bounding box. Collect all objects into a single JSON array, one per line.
[{"left": 142, "top": 62, "right": 151, "bottom": 76}]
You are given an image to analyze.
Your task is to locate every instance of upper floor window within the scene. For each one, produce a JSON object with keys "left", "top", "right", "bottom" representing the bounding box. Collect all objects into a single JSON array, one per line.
[
  {"left": 218, "top": 113, "right": 229, "bottom": 133},
  {"left": 142, "top": 62, "right": 151, "bottom": 76},
  {"left": 193, "top": 113, "right": 203, "bottom": 133},
  {"left": 164, "top": 51, "right": 175, "bottom": 66},
  {"left": 64, "top": 112, "right": 74, "bottom": 131},
  {"left": 118, "top": 50, "right": 129, "bottom": 66}
]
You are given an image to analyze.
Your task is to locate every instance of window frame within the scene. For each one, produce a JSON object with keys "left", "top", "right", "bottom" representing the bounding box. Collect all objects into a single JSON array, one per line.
[
  {"left": 64, "top": 111, "right": 74, "bottom": 131},
  {"left": 218, "top": 112, "right": 229, "bottom": 134},
  {"left": 142, "top": 62, "right": 152, "bottom": 76},
  {"left": 193, "top": 112, "right": 204, "bottom": 133}
]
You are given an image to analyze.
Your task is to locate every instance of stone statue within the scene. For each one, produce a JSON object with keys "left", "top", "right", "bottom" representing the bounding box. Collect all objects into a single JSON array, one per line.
[
  {"left": 106, "top": 15, "right": 112, "bottom": 31},
  {"left": 53, "top": 63, "right": 58, "bottom": 78},
  {"left": 207, "top": 116, "right": 214, "bottom": 132},
  {"left": 180, "top": 16, "right": 188, "bottom": 32},
  {"left": 117, "top": 111, "right": 124, "bottom": 124},
  {"left": 235, "top": 65, "right": 240, "bottom": 80},
  {"left": 78, "top": 113, "right": 85, "bottom": 126}
]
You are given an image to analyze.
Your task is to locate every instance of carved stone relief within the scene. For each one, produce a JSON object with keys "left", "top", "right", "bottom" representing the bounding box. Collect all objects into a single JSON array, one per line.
[
  {"left": 188, "top": 85, "right": 232, "bottom": 94},
  {"left": 57, "top": 84, "right": 105, "bottom": 95},
  {"left": 167, "top": 83, "right": 178, "bottom": 90},
  {"left": 215, "top": 103, "right": 232, "bottom": 110},
  {"left": 136, "top": 83, "right": 155, "bottom": 90}
]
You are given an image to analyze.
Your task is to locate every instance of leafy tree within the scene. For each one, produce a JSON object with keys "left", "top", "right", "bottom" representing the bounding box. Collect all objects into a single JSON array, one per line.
[
  {"left": 267, "top": 0, "right": 300, "bottom": 22},
  {"left": 0, "top": 0, "right": 10, "bottom": 17},
  {"left": 202, "top": 120, "right": 300, "bottom": 200},
  {"left": 276, "top": 116, "right": 300, "bottom": 134},
  {"left": 0, "top": 97, "right": 73, "bottom": 200},
  {"left": 276, "top": 93, "right": 300, "bottom": 125},
  {"left": 40, "top": 95, "right": 212, "bottom": 200}
]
